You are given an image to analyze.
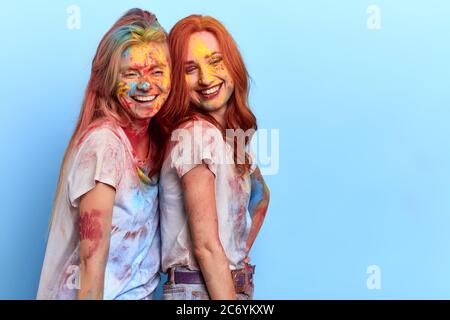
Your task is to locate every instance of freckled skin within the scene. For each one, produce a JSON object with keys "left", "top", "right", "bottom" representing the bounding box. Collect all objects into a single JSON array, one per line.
[
  {"left": 79, "top": 209, "right": 103, "bottom": 259},
  {"left": 185, "top": 31, "right": 234, "bottom": 113}
]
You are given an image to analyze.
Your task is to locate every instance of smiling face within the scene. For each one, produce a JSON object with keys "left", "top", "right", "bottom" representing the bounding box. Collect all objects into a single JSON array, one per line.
[
  {"left": 116, "top": 42, "right": 171, "bottom": 119},
  {"left": 185, "top": 31, "right": 234, "bottom": 113}
]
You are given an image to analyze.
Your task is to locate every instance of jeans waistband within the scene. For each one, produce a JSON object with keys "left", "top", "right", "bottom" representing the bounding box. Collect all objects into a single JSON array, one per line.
[{"left": 167, "top": 264, "right": 255, "bottom": 295}]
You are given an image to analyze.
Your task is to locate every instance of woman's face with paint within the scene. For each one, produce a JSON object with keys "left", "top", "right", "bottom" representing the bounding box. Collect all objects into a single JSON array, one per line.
[
  {"left": 185, "top": 31, "right": 234, "bottom": 113},
  {"left": 116, "top": 42, "right": 171, "bottom": 119}
]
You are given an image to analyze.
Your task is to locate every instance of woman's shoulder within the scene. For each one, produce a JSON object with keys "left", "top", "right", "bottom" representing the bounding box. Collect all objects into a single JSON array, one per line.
[
  {"left": 76, "top": 121, "right": 125, "bottom": 151},
  {"left": 175, "top": 117, "right": 220, "bottom": 134}
]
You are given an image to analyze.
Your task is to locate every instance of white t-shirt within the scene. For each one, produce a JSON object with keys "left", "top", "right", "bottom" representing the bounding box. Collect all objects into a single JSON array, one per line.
[
  {"left": 159, "top": 119, "right": 255, "bottom": 272},
  {"left": 37, "top": 122, "right": 160, "bottom": 300}
]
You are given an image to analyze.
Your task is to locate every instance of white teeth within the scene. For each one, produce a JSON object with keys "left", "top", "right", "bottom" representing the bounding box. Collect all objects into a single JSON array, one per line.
[
  {"left": 201, "top": 84, "right": 221, "bottom": 95},
  {"left": 134, "top": 95, "right": 156, "bottom": 102}
]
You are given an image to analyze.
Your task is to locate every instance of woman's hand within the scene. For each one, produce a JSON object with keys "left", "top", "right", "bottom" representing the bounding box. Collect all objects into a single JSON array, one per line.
[
  {"left": 182, "top": 163, "right": 236, "bottom": 300},
  {"left": 77, "top": 182, "right": 115, "bottom": 300}
]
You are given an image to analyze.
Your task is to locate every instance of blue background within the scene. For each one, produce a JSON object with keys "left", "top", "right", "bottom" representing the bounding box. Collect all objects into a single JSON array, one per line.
[{"left": 1, "top": 0, "right": 450, "bottom": 299}]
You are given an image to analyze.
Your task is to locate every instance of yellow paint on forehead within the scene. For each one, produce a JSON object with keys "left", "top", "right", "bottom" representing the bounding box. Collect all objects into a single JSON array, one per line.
[
  {"left": 126, "top": 44, "right": 150, "bottom": 65},
  {"left": 189, "top": 35, "right": 215, "bottom": 60},
  {"left": 125, "top": 43, "right": 169, "bottom": 67},
  {"left": 149, "top": 44, "right": 170, "bottom": 65}
]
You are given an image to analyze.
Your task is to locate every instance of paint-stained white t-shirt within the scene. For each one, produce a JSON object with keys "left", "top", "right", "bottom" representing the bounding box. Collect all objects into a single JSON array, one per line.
[
  {"left": 159, "top": 119, "right": 255, "bottom": 273},
  {"left": 37, "top": 122, "right": 160, "bottom": 300}
]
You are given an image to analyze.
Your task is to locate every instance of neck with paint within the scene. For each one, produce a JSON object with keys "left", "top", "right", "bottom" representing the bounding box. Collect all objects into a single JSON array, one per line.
[{"left": 122, "top": 118, "right": 151, "bottom": 162}]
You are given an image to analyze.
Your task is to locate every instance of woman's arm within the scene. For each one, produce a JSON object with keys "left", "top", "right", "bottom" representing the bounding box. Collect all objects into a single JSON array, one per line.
[
  {"left": 246, "top": 166, "right": 270, "bottom": 255},
  {"left": 181, "top": 164, "right": 236, "bottom": 300},
  {"left": 77, "top": 182, "right": 115, "bottom": 300}
]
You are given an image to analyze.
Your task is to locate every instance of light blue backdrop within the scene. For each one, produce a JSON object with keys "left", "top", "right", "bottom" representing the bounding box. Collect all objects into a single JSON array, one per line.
[{"left": 1, "top": 0, "right": 449, "bottom": 299}]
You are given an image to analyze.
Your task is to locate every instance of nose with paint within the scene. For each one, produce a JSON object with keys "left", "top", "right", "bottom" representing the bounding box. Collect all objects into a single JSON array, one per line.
[
  {"left": 138, "top": 80, "right": 151, "bottom": 92},
  {"left": 198, "top": 66, "right": 215, "bottom": 87},
  {"left": 134, "top": 80, "right": 158, "bottom": 104},
  {"left": 197, "top": 66, "right": 223, "bottom": 100}
]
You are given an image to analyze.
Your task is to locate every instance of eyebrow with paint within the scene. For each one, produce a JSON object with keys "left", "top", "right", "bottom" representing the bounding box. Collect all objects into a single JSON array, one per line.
[
  {"left": 185, "top": 51, "right": 222, "bottom": 64},
  {"left": 122, "top": 62, "right": 168, "bottom": 72}
]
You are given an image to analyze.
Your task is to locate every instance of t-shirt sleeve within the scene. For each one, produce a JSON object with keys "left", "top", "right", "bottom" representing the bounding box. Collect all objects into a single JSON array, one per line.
[
  {"left": 170, "top": 120, "right": 225, "bottom": 178},
  {"left": 67, "top": 128, "right": 125, "bottom": 207}
]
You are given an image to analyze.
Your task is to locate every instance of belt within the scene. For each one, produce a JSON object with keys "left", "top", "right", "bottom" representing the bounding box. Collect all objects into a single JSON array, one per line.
[{"left": 168, "top": 264, "right": 255, "bottom": 295}]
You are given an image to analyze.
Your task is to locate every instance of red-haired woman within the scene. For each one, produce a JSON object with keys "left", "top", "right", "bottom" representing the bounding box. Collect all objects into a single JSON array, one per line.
[
  {"left": 159, "top": 15, "right": 270, "bottom": 300},
  {"left": 37, "top": 9, "right": 171, "bottom": 300}
]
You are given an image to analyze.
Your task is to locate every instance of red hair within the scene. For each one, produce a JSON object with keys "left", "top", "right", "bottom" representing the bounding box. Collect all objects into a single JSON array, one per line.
[{"left": 159, "top": 15, "right": 257, "bottom": 174}]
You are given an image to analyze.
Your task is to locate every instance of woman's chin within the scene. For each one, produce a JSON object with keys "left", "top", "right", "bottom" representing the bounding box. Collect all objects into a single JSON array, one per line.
[{"left": 197, "top": 103, "right": 224, "bottom": 113}]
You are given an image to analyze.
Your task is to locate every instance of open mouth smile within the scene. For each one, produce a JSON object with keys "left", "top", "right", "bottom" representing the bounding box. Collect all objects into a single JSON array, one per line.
[
  {"left": 197, "top": 82, "right": 222, "bottom": 99},
  {"left": 131, "top": 94, "right": 158, "bottom": 104}
]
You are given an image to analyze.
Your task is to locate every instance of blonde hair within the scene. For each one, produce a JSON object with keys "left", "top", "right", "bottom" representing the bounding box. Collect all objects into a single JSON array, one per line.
[{"left": 49, "top": 9, "right": 168, "bottom": 229}]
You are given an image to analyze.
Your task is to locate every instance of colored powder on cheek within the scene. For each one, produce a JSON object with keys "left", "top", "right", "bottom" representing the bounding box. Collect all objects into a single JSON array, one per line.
[
  {"left": 160, "top": 69, "right": 171, "bottom": 90},
  {"left": 117, "top": 82, "right": 131, "bottom": 97},
  {"left": 213, "top": 63, "right": 227, "bottom": 76},
  {"left": 161, "top": 78, "right": 170, "bottom": 91},
  {"left": 126, "top": 81, "right": 138, "bottom": 96},
  {"left": 203, "top": 63, "right": 218, "bottom": 77}
]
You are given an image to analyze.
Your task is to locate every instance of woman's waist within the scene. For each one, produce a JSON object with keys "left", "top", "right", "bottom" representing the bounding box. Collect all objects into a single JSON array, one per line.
[
  {"left": 162, "top": 243, "right": 248, "bottom": 270},
  {"left": 166, "top": 264, "right": 255, "bottom": 296}
]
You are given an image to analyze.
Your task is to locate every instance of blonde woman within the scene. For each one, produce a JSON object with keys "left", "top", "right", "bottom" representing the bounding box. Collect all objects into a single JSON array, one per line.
[{"left": 37, "top": 8, "right": 171, "bottom": 300}]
